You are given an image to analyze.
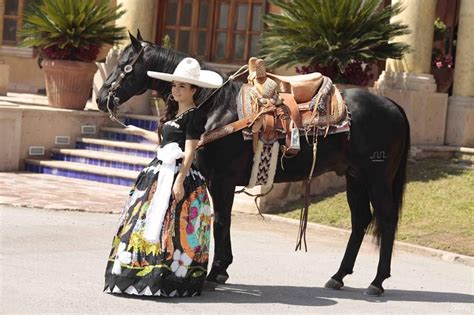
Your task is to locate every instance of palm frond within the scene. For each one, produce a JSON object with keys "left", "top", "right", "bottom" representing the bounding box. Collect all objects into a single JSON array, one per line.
[
  {"left": 259, "top": 0, "right": 410, "bottom": 69},
  {"left": 19, "top": 0, "right": 126, "bottom": 61}
]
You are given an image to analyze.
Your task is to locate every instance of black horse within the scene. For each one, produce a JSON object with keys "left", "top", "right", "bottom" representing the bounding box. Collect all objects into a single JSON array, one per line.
[{"left": 97, "top": 33, "right": 410, "bottom": 296}]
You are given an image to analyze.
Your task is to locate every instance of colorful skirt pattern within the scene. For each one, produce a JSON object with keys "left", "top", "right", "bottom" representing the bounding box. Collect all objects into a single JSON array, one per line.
[{"left": 104, "top": 157, "right": 211, "bottom": 297}]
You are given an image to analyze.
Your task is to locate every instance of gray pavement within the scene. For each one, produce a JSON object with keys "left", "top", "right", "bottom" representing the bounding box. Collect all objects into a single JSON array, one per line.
[{"left": 1, "top": 206, "right": 473, "bottom": 314}]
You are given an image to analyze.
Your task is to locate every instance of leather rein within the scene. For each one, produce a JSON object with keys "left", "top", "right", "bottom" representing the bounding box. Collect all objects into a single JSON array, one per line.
[{"left": 104, "top": 42, "right": 249, "bottom": 134}]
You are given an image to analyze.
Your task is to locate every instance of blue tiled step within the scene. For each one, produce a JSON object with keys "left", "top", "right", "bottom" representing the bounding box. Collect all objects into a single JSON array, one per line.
[
  {"left": 101, "top": 126, "right": 154, "bottom": 144},
  {"left": 76, "top": 137, "right": 157, "bottom": 158},
  {"left": 24, "top": 159, "right": 139, "bottom": 186},
  {"left": 51, "top": 148, "right": 151, "bottom": 172},
  {"left": 120, "top": 113, "right": 160, "bottom": 131}
]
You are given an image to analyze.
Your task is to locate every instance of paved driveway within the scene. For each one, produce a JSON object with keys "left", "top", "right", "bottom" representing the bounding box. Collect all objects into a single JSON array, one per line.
[{"left": 1, "top": 206, "right": 472, "bottom": 314}]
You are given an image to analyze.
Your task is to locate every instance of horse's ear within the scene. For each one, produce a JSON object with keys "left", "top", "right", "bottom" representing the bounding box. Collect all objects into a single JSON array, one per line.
[
  {"left": 129, "top": 30, "right": 141, "bottom": 51},
  {"left": 136, "top": 29, "right": 143, "bottom": 41}
]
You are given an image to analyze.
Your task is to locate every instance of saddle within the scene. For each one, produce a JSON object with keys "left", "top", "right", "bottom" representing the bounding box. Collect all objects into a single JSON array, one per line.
[{"left": 241, "top": 57, "right": 346, "bottom": 156}]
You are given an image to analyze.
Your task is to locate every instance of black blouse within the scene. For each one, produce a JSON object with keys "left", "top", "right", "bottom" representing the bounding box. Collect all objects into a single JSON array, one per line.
[{"left": 159, "top": 107, "right": 207, "bottom": 151}]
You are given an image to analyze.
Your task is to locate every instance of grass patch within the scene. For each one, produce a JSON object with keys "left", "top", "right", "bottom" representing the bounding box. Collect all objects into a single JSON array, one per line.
[{"left": 280, "top": 159, "right": 474, "bottom": 256}]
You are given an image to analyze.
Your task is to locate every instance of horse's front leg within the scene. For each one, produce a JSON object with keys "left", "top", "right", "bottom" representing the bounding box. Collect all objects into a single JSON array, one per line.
[{"left": 206, "top": 176, "right": 236, "bottom": 285}]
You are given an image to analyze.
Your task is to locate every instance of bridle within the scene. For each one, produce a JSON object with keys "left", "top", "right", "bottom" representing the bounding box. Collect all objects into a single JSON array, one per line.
[{"left": 105, "top": 42, "right": 149, "bottom": 128}]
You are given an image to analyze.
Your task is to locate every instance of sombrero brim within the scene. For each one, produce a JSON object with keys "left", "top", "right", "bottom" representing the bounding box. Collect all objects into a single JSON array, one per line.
[{"left": 147, "top": 70, "right": 223, "bottom": 89}]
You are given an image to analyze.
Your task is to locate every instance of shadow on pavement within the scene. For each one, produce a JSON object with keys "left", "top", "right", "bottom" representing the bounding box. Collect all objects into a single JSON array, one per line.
[{"left": 110, "top": 283, "right": 474, "bottom": 306}]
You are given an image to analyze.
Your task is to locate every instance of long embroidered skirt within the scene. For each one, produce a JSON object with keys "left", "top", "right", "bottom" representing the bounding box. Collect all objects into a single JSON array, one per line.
[{"left": 104, "top": 158, "right": 211, "bottom": 297}]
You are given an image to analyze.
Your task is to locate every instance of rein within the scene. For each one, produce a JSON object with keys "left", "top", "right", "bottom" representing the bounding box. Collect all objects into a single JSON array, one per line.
[
  {"left": 105, "top": 45, "right": 247, "bottom": 129},
  {"left": 196, "top": 64, "right": 248, "bottom": 109}
]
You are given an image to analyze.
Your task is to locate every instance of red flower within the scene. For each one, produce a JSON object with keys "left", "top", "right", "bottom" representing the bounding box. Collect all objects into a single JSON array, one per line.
[
  {"left": 186, "top": 223, "right": 194, "bottom": 234},
  {"left": 432, "top": 54, "right": 454, "bottom": 69},
  {"left": 41, "top": 44, "right": 100, "bottom": 62}
]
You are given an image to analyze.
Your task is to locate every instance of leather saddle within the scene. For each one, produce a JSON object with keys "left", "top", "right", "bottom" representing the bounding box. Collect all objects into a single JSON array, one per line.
[{"left": 241, "top": 57, "right": 346, "bottom": 156}]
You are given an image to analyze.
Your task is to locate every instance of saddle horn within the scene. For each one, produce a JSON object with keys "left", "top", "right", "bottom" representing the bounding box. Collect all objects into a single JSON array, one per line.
[{"left": 248, "top": 57, "right": 258, "bottom": 83}]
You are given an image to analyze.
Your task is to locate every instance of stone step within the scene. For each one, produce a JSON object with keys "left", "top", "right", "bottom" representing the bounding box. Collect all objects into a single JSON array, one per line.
[
  {"left": 120, "top": 113, "right": 160, "bottom": 131},
  {"left": 24, "top": 159, "right": 139, "bottom": 186},
  {"left": 51, "top": 148, "right": 151, "bottom": 172},
  {"left": 120, "top": 113, "right": 161, "bottom": 121},
  {"left": 76, "top": 137, "right": 157, "bottom": 158},
  {"left": 101, "top": 126, "right": 153, "bottom": 144},
  {"left": 412, "top": 145, "right": 474, "bottom": 163},
  {"left": 455, "top": 152, "right": 474, "bottom": 163}
]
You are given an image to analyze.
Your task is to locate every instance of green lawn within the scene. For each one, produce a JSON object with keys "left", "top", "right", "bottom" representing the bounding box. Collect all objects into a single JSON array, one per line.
[{"left": 280, "top": 159, "right": 474, "bottom": 256}]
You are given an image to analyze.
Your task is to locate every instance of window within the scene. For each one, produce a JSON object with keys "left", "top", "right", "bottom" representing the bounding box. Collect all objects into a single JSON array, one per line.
[
  {"left": 157, "top": 0, "right": 265, "bottom": 64},
  {"left": 2, "top": 0, "right": 30, "bottom": 45}
]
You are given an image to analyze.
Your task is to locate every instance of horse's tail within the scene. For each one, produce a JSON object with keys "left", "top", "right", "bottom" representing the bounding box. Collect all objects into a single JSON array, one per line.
[
  {"left": 372, "top": 99, "right": 410, "bottom": 243},
  {"left": 392, "top": 102, "right": 410, "bottom": 217}
]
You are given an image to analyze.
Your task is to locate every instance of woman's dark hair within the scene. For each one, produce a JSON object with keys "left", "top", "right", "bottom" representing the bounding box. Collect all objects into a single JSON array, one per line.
[{"left": 157, "top": 84, "right": 200, "bottom": 138}]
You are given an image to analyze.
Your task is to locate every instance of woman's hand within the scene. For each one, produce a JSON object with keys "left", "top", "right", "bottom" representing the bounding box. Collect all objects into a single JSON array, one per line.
[
  {"left": 172, "top": 179, "right": 185, "bottom": 202},
  {"left": 125, "top": 125, "right": 145, "bottom": 136}
]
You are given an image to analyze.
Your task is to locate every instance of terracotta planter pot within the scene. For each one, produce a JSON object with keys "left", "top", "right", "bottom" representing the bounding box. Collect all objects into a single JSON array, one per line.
[{"left": 41, "top": 59, "right": 98, "bottom": 110}]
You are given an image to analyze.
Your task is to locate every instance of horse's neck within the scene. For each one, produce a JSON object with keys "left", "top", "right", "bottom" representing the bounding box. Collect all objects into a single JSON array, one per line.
[
  {"left": 204, "top": 81, "right": 242, "bottom": 131},
  {"left": 147, "top": 45, "right": 242, "bottom": 131},
  {"left": 147, "top": 47, "right": 185, "bottom": 97}
]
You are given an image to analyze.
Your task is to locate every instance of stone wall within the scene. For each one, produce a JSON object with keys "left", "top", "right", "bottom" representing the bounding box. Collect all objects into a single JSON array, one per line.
[
  {"left": 373, "top": 87, "right": 449, "bottom": 145},
  {"left": 0, "top": 104, "right": 112, "bottom": 171},
  {"left": 1, "top": 52, "right": 45, "bottom": 93}
]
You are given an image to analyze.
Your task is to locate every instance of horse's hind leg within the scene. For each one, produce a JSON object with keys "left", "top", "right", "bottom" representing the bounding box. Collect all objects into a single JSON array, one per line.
[
  {"left": 206, "top": 177, "right": 236, "bottom": 285},
  {"left": 364, "top": 179, "right": 399, "bottom": 296},
  {"left": 325, "top": 172, "right": 372, "bottom": 290}
]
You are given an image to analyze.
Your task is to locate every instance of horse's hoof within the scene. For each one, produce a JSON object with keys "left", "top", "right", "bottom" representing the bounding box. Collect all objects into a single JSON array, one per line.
[
  {"left": 363, "top": 284, "right": 384, "bottom": 296},
  {"left": 203, "top": 280, "right": 218, "bottom": 291},
  {"left": 207, "top": 266, "right": 229, "bottom": 284},
  {"left": 324, "top": 278, "right": 344, "bottom": 290},
  {"left": 216, "top": 274, "right": 229, "bottom": 284}
]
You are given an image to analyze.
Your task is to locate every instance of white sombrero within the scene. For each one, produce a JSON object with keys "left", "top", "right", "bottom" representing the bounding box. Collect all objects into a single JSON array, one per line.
[{"left": 147, "top": 57, "right": 223, "bottom": 89}]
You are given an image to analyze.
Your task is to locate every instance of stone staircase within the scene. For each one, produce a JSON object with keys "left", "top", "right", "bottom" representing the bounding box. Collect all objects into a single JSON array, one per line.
[{"left": 24, "top": 114, "right": 159, "bottom": 186}]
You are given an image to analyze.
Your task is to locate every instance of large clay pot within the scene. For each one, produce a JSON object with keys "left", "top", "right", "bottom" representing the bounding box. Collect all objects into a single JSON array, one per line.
[{"left": 41, "top": 59, "right": 98, "bottom": 110}]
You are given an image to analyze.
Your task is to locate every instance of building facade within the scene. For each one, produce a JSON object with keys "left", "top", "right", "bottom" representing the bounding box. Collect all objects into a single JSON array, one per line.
[{"left": 0, "top": 0, "right": 472, "bottom": 146}]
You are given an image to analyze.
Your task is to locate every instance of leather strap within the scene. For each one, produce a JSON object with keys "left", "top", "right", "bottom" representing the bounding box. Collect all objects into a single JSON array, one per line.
[
  {"left": 197, "top": 107, "right": 274, "bottom": 149},
  {"left": 279, "top": 93, "right": 302, "bottom": 128}
]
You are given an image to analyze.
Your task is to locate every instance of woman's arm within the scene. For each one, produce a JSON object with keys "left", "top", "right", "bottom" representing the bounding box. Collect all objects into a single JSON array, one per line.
[
  {"left": 125, "top": 125, "right": 160, "bottom": 145},
  {"left": 172, "top": 139, "right": 199, "bottom": 201}
]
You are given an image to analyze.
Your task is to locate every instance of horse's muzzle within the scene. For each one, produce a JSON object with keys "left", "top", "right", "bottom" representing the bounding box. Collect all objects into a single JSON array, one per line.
[{"left": 96, "top": 87, "right": 110, "bottom": 112}]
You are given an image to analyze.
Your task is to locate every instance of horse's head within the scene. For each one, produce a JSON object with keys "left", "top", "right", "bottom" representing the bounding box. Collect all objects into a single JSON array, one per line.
[
  {"left": 96, "top": 31, "right": 155, "bottom": 112},
  {"left": 97, "top": 31, "right": 239, "bottom": 130}
]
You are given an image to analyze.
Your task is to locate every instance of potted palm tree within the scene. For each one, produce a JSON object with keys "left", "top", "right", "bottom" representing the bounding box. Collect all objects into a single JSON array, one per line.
[
  {"left": 259, "top": 0, "right": 411, "bottom": 87},
  {"left": 19, "top": 0, "right": 126, "bottom": 110}
]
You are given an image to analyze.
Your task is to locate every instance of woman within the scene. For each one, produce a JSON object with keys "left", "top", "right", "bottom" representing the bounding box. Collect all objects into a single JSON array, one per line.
[{"left": 104, "top": 57, "right": 223, "bottom": 297}]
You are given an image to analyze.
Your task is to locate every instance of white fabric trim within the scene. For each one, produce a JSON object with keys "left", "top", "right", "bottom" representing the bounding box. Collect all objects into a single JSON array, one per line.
[
  {"left": 247, "top": 140, "right": 264, "bottom": 189},
  {"left": 246, "top": 141, "right": 279, "bottom": 189},
  {"left": 264, "top": 141, "right": 280, "bottom": 189},
  {"left": 144, "top": 143, "right": 185, "bottom": 243}
]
